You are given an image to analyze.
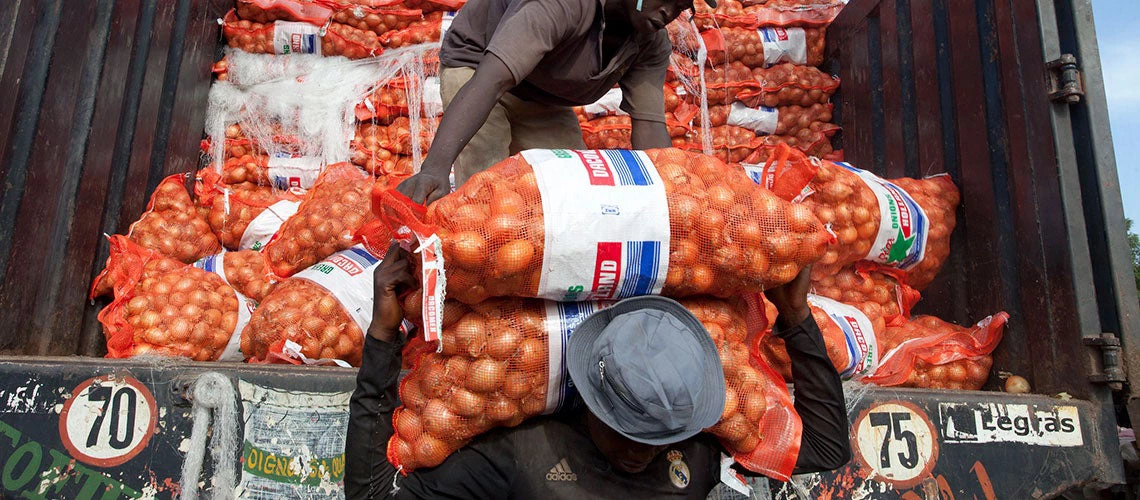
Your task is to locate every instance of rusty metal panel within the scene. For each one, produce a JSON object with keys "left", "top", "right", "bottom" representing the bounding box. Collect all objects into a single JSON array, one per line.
[{"left": 0, "top": 0, "right": 226, "bottom": 356}]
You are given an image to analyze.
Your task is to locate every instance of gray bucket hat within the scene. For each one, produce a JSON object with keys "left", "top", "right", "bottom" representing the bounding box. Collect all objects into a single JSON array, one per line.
[{"left": 567, "top": 296, "right": 726, "bottom": 445}]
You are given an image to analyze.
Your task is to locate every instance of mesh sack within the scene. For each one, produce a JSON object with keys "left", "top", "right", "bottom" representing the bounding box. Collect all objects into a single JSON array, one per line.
[
  {"left": 754, "top": 293, "right": 884, "bottom": 382},
  {"left": 126, "top": 173, "right": 221, "bottom": 264},
  {"left": 388, "top": 296, "right": 801, "bottom": 479},
  {"left": 97, "top": 236, "right": 254, "bottom": 361},
  {"left": 330, "top": 5, "right": 424, "bottom": 36},
  {"left": 241, "top": 243, "right": 388, "bottom": 366},
  {"left": 262, "top": 163, "right": 376, "bottom": 277},
  {"left": 235, "top": 0, "right": 335, "bottom": 24},
  {"left": 197, "top": 170, "right": 303, "bottom": 251},
  {"left": 864, "top": 313, "right": 1008, "bottom": 390},
  {"left": 194, "top": 250, "right": 280, "bottom": 303},
  {"left": 221, "top": 10, "right": 384, "bottom": 59},
  {"left": 374, "top": 148, "right": 830, "bottom": 312},
  {"left": 811, "top": 263, "right": 920, "bottom": 326},
  {"left": 763, "top": 146, "right": 960, "bottom": 289},
  {"left": 702, "top": 27, "right": 826, "bottom": 68},
  {"left": 741, "top": 63, "right": 839, "bottom": 108},
  {"left": 744, "top": 0, "right": 844, "bottom": 27},
  {"left": 379, "top": 11, "right": 444, "bottom": 48},
  {"left": 707, "top": 102, "right": 832, "bottom": 137}
]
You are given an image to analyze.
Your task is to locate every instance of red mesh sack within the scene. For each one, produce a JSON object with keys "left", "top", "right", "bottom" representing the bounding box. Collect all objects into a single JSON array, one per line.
[
  {"left": 330, "top": 5, "right": 423, "bottom": 36},
  {"left": 97, "top": 236, "right": 254, "bottom": 361},
  {"left": 864, "top": 313, "right": 1008, "bottom": 390},
  {"left": 235, "top": 0, "right": 334, "bottom": 24},
  {"left": 242, "top": 244, "right": 388, "bottom": 366},
  {"left": 707, "top": 102, "right": 832, "bottom": 137},
  {"left": 388, "top": 296, "right": 801, "bottom": 479},
  {"left": 743, "top": 0, "right": 844, "bottom": 28},
  {"left": 126, "top": 173, "right": 221, "bottom": 264},
  {"left": 702, "top": 27, "right": 826, "bottom": 68},
  {"left": 765, "top": 147, "right": 960, "bottom": 289},
  {"left": 221, "top": 10, "right": 383, "bottom": 58},
  {"left": 755, "top": 293, "right": 884, "bottom": 382},
  {"left": 742, "top": 63, "right": 839, "bottom": 108},
  {"left": 379, "top": 12, "right": 444, "bottom": 48},
  {"left": 811, "top": 263, "right": 920, "bottom": 326},
  {"left": 375, "top": 148, "right": 830, "bottom": 318},
  {"left": 194, "top": 250, "right": 280, "bottom": 302},
  {"left": 262, "top": 163, "right": 376, "bottom": 277},
  {"left": 198, "top": 172, "right": 304, "bottom": 251}
]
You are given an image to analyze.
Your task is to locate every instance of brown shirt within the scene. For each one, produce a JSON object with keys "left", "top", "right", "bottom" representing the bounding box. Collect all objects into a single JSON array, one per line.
[{"left": 440, "top": 0, "right": 671, "bottom": 122}]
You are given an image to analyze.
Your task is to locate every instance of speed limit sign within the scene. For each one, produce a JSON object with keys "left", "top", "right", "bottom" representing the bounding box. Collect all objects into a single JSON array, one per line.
[
  {"left": 852, "top": 401, "right": 939, "bottom": 488},
  {"left": 59, "top": 374, "right": 157, "bottom": 467}
]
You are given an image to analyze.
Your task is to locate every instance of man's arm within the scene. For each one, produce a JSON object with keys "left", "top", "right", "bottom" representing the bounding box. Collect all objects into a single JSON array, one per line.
[{"left": 764, "top": 266, "right": 852, "bottom": 474}]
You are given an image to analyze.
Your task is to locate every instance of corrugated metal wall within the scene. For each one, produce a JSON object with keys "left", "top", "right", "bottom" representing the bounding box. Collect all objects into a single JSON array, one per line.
[{"left": 0, "top": 0, "right": 226, "bottom": 356}]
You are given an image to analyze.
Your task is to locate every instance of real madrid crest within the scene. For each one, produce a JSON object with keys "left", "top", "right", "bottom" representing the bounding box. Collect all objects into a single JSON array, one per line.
[{"left": 666, "top": 450, "right": 690, "bottom": 489}]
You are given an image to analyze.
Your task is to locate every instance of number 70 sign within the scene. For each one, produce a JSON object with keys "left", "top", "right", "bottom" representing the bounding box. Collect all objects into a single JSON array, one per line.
[
  {"left": 59, "top": 375, "right": 157, "bottom": 468},
  {"left": 852, "top": 401, "right": 940, "bottom": 488}
]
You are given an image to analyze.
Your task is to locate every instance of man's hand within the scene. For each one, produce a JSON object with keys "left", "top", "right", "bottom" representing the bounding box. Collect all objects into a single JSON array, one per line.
[
  {"left": 766, "top": 264, "right": 813, "bottom": 329},
  {"left": 369, "top": 242, "right": 418, "bottom": 343},
  {"left": 396, "top": 168, "right": 451, "bottom": 205}
]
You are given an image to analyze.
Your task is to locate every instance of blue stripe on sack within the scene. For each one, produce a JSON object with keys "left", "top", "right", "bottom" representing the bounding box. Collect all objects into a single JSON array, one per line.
[
  {"left": 606, "top": 150, "right": 653, "bottom": 186},
  {"left": 619, "top": 241, "right": 661, "bottom": 297},
  {"left": 344, "top": 247, "right": 380, "bottom": 267}
]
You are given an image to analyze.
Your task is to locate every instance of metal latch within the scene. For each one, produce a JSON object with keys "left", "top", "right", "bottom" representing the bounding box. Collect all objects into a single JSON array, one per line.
[
  {"left": 1046, "top": 54, "right": 1084, "bottom": 104},
  {"left": 1085, "top": 333, "right": 1125, "bottom": 390}
]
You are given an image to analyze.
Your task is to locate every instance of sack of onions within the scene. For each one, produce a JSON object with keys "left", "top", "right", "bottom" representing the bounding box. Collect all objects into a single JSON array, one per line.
[
  {"left": 755, "top": 293, "right": 884, "bottom": 382},
  {"left": 197, "top": 171, "right": 303, "bottom": 251},
  {"left": 374, "top": 148, "right": 830, "bottom": 338},
  {"left": 701, "top": 26, "right": 826, "bottom": 69},
  {"left": 864, "top": 313, "right": 1008, "bottom": 391},
  {"left": 194, "top": 250, "right": 279, "bottom": 303},
  {"left": 96, "top": 236, "right": 254, "bottom": 362},
  {"left": 221, "top": 10, "right": 384, "bottom": 59},
  {"left": 389, "top": 296, "right": 801, "bottom": 480},
  {"left": 125, "top": 173, "right": 221, "bottom": 264},
  {"left": 262, "top": 163, "right": 376, "bottom": 278},
  {"left": 810, "top": 263, "right": 920, "bottom": 326},
  {"left": 242, "top": 243, "right": 389, "bottom": 367}
]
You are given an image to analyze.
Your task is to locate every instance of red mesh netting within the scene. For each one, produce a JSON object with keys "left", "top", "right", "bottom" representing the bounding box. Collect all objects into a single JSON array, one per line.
[
  {"left": 811, "top": 263, "right": 920, "bottom": 326},
  {"left": 702, "top": 27, "right": 826, "bottom": 68},
  {"left": 388, "top": 296, "right": 801, "bottom": 480},
  {"left": 864, "top": 313, "right": 1008, "bottom": 390},
  {"left": 125, "top": 173, "right": 221, "bottom": 264},
  {"left": 97, "top": 236, "right": 250, "bottom": 361},
  {"left": 262, "top": 163, "right": 377, "bottom": 278},
  {"left": 374, "top": 148, "right": 830, "bottom": 304}
]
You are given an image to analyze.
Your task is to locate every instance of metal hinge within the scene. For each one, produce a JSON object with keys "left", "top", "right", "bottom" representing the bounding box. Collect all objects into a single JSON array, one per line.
[
  {"left": 1085, "top": 333, "right": 1125, "bottom": 390},
  {"left": 1046, "top": 54, "right": 1084, "bottom": 104}
]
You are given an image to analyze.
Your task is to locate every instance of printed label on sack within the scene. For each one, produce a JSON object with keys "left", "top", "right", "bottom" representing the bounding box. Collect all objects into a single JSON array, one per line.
[
  {"left": 807, "top": 294, "right": 879, "bottom": 379},
  {"left": 836, "top": 163, "right": 930, "bottom": 269},
  {"left": 273, "top": 21, "right": 321, "bottom": 55},
  {"left": 423, "top": 77, "right": 444, "bottom": 117},
  {"left": 295, "top": 245, "right": 381, "bottom": 334},
  {"left": 581, "top": 88, "right": 627, "bottom": 120},
  {"left": 543, "top": 301, "right": 612, "bottom": 413},
  {"left": 241, "top": 199, "right": 302, "bottom": 251},
  {"left": 523, "top": 149, "right": 670, "bottom": 302},
  {"left": 759, "top": 27, "right": 807, "bottom": 67},
  {"left": 726, "top": 102, "right": 777, "bottom": 135},
  {"left": 268, "top": 156, "right": 323, "bottom": 190}
]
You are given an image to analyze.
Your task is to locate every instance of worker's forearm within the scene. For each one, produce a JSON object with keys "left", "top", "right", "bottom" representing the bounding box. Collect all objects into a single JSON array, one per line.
[
  {"left": 421, "top": 57, "right": 515, "bottom": 174},
  {"left": 779, "top": 315, "right": 853, "bottom": 474},
  {"left": 630, "top": 119, "right": 672, "bottom": 150},
  {"left": 345, "top": 336, "right": 404, "bottom": 499}
]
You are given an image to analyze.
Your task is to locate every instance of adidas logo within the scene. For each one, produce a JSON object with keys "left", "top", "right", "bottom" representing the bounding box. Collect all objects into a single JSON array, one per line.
[{"left": 545, "top": 458, "right": 578, "bottom": 482}]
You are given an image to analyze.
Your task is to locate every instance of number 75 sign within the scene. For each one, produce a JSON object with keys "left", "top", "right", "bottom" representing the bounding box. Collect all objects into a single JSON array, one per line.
[
  {"left": 852, "top": 401, "right": 940, "bottom": 488},
  {"left": 59, "top": 375, "right": 157, "bottom": 468}
]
